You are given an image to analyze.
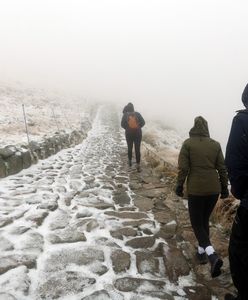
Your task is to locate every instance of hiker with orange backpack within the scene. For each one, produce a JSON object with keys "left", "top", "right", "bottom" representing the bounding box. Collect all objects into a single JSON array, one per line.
[{"left": 121, "top": 103, "right": 145, "bottom": 172}]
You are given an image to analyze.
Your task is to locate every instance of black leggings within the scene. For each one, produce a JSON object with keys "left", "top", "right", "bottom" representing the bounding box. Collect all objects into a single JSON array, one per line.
[
  {"left": 125, "top": 131, "right": 142, "bottom": 163},
  {"left": 229, "top": 206, "right": 248, "bottom": 299},
  {"left": 188, "top": 194, "right": 219, "bottom": 249}
]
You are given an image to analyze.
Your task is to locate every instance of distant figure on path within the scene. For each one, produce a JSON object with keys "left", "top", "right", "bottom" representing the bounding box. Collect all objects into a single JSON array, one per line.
[
  {"left": 175, "top": 116, "right": 229, "bottom": 278},
  {"left": 121, "top": 102, "right": 145, "bottom": 172},
  {"left": 225, "top": 84, "right": 248, "bottom": 300}
]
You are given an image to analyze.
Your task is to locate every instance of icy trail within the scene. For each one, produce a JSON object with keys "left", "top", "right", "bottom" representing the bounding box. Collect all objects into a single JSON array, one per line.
[{"left": 0, "top": 106, "right": 232, "bottom": 300}]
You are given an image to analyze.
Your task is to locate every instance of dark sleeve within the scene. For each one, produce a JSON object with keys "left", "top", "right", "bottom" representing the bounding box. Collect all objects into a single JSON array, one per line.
[
  {"left": 136, "top": 112, "right": 145, "bottom": 128},
  {"left": 226, "top": 114, "right": 248, "bottom": 178},
  {"left": 225, "top": 114, "right": 248, "bottom": 198},
  {"left": 215, "top": 146, "right": 228, "bottom": 189},
  {"left": 121, "top": 113, "right": 127, "bottom": 129},
  {"left": 177, "top": 141, "right": 190, "bottom": 186}
]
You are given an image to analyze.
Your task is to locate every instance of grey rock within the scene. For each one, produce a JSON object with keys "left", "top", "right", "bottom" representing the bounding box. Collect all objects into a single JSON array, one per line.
[
  {"left": 38, "top": 201, "right": 58, "bottom": 211},
  {"left": 6, "top": 153, "right": 23, "bottom": 175},
  {"left": 84, "top": 176, "right": 95, "bottom": 184},
  {"left": 43, "top": 247, "right": 104, "bottom": 272},
  {"left": 18, "top": 232, "right": 44, "bottom": 253},
  {"left": 101, "top": 183, "right": 115, "bottom": 190},
  {"left": 0, "top": 236, "right": 14, "bottom": 251},
  {"left": 81, "top": 290, "right": 110, "bottom": 300},
  {"left": 164, "top": 220, "right": 177, "bottom": 236},
  {"left": 133, "top": 195, "right": 154, "bottom": 211},
  {"left": 86, "top": 219, "right": 99, "bottom": 232},
  {"left": 126, "top": 236, "right": 156, "bottom": 249},
  {"left": 25, "top": 210, "right": 49, "bottom": 226},
  {"left": 135, "top": 251, "right": 159, "bottom": 275},
  {"left": 0, "top": 158, "right": 6, "bottom": 178},
  {"left": 137, "top": 187, "right": 168, "bottom": 199},
  {"left": 76, "top": 209, "right": 93, "bottom": 218},
  {"left": 110, "top": 227, "right": 137, "bottom": 240},
  {"left": 0, "top": 254, "right": 36, "bottom": 275},
  {"left": 114, "top": 277, "right": 165, "bottom": 292},
  {"left": 37, "top": 270, "right": 95, "bottom": 299},
  {"left": 95, "top": 237, "right": 121, "bottom": 248},
  {"left": 113, "top": 192, "right": 130, "bottom": 206},
  {"left": 22, "top": 150, "right": 32, "bottom": 169},
  {"left": 85, "top": 203, "right": 115, "bottom": 210},
  {"left": 90, "top": 263, "right": 108, "bottom": 276},
  {"left": 122, "top": 219, "right": 154, "bottom": 227},
  {"left": 0, "top": 266, "right": 30, "bottom": 296},
  {"left": 162, "top": 244, "right": 190, "bottom": 282},
  {"left": 111, "top": 249, "right": 131, "bottom": 273},
  {"left": 0, "top": 216, "right": 13, "bottom": 228},
  {"left": 154, "top": 211, "right": 175, "bottom": 225},
  {"left": 0, "top": 146, "right": 16, "bottom": 158},
  {"left": 105, "top": 211, "right": 148, "bottom": 219},
  {"left": 48, "top": 226, "right": 86, "bottom": 244},
  {"left": 29, "top": 141, "right": 40, "bottom": 151},
  {"left": 49, "top": 209, "right": 70, "bottom": 230},
  {"left": 70, "top": 180, "right": 83, "bottom": 191},
  {"left": 114, "top": 176, "right": 128, "bottom": 183},
  {"left": 10, "top": 225, "right": 30, "bottom": 235}
]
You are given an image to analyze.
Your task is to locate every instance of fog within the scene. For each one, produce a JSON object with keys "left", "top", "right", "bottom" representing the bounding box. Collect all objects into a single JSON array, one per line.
[{"left": 1, "top": 0, "right": 248, "bottom": 149}]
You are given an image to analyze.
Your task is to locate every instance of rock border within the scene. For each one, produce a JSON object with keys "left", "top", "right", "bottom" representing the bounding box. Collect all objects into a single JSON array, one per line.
[{"left": 0, "top": 130, "right": 87, "bottom": 178}]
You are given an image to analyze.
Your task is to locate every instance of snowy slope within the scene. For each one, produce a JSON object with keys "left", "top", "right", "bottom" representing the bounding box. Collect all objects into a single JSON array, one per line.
[
  {"left": 142, "top": 120, "right": 185, "bottom": 166},
  {"left": 0, "top": 82, "right": 92, "bottom": 147}
]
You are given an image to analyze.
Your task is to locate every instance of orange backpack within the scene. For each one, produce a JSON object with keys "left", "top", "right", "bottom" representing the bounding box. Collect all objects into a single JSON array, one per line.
[{"left": 127, "top": 113, "right": 139, "bottom": 129}]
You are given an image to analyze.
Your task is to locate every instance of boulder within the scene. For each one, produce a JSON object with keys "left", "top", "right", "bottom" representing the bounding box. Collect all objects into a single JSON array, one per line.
[{"left": 6, "top": 153, "right": 23, "bottom": 175}]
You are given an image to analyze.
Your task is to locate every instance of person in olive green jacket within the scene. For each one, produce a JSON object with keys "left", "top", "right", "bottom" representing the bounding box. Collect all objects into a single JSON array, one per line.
[{"left": 175, "top": 116, "right": 229, "bottom": 278}]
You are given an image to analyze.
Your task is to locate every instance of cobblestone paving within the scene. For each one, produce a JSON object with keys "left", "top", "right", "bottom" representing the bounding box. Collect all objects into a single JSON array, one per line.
[{"left": 0, "top": 106, "right": 233, "bottom": 300}]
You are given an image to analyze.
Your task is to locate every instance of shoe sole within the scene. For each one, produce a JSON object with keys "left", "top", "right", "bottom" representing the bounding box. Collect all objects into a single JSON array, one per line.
[{"left": 211, "top": 258, "right": 223, "bottom": 278}]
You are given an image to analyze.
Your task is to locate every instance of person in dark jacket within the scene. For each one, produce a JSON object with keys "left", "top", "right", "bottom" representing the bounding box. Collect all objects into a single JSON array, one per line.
[
  {"left": 225, "top": 84, "right": 248, "bottom": 300},
  {"left": 121, "top": 103, "right": 145, "bottom": 171},
  {"left": 175, "top": 116, "right": 229, "bottom": 278}
]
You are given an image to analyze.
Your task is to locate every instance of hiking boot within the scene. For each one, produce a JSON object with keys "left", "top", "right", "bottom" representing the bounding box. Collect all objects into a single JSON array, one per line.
[
  {"left": 196, "top": 252, "right": 208, "bottom": 265},
  {"left": 136, "top": 163, "right": 141, "bottom": 172},
  {"left": 208, "top": 253, "right": 223, "bottom": 278},
  {"left": 128, "top": 160, "right": 132, "bottom": 167}
]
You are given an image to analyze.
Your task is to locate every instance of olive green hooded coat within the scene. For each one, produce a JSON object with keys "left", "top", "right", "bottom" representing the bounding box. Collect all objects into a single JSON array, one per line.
[{"left": 177, "top": 116, "right": 228, "bottom": 196}]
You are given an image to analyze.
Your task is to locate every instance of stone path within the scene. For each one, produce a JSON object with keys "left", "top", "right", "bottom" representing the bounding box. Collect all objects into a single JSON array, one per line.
[{"left": 0, "top": 105, "right": 234, "bottom": 300}]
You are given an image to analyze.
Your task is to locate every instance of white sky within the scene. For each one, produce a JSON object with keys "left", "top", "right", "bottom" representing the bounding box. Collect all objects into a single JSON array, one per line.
[{"left": 0, "top": 0, "right": 248, "bottom": 148}]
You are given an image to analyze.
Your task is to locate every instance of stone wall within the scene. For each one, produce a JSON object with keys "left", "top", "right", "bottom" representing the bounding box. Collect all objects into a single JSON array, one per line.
[{"left": 0, "top": 130, "right": 87, "bottom": 178}]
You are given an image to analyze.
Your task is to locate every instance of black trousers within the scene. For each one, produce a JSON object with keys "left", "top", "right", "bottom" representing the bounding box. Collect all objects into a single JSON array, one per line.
[
  {"left": 188, "top": 194, "right": 219, "bottom": 249},
  {"left": 229, "top": 205, "right": 248, "bottom": 299},
  {"left": 125, "top": 130, "right": 142, "bottom": 164}
]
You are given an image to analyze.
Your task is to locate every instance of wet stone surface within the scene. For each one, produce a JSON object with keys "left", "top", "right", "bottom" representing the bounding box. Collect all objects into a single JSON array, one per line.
[{"left": 0, "top": 105, "right": 234, "bottom": 299}]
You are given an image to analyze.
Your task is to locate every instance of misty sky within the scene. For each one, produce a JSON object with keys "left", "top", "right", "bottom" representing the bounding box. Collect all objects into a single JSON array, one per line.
[{"left": 1, "top": 0, "right": 248, "bottom": 149}]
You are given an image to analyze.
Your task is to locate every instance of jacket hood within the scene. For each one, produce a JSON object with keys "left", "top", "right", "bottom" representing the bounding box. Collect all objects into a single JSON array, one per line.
[
  {"left": 189, "top": 116, "right": 210, "bottom": 137},
  {"left": 242, "top": 84, "right": 248, "bottom": 108},
  {"left": 125, "top": 102, "right": 134, "bottom": 113}
]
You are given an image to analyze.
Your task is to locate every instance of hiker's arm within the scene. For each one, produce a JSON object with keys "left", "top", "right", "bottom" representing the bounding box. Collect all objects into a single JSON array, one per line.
[
  {"left": 137, "top": 113, "right": 145, "bottom": 128},
  {"left": 121, "top": 114, "right": 127, "bottom": 129},
  {"left": 216, "top": 146, "right": 228, "bottom": 191},
  {"left": 177, "top": 142, "right": 190, "bottom": 186}
]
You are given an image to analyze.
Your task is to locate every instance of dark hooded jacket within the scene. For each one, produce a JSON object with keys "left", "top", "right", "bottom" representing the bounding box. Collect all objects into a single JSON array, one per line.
[
  {"left": 121, "top": 103, "right": 145, "bottom": 132},
  {"left": 225, "top": 85, "right": 248, "bottom": 200},
  {"left": 177, "top": 116, "right": 228, "bottom": 196}
]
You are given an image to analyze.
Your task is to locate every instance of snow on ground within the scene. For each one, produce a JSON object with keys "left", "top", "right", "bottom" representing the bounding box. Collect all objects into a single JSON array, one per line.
[
  {"left": 0, "top": 105, "right": 201, "bottom": 299},
  {"left": 142, "top": 119, "right": 185, "bottom": 166},
  {"left": 0, "top": 81, "right": 184, "bottom": 169},
  {"left": 0, "top": 82, "right": 93, "bottom": 147}
]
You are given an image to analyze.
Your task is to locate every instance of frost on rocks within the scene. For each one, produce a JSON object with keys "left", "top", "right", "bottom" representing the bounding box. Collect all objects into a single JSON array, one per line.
[{"left": 0, "top": 105, "right": 231, "bottom": 299}]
